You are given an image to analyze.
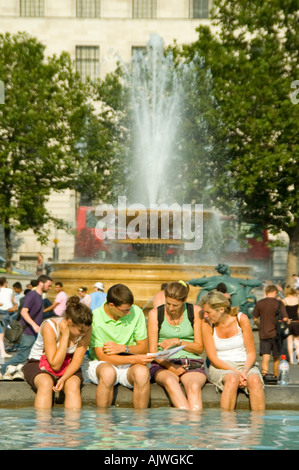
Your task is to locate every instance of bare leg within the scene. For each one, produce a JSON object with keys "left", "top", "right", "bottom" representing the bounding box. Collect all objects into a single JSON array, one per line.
[
  {"left": 127, "top": 364, "right": 150, "bottom": 409},
  {"left": 34, "top": 373, "right": 55, "bottom": 409},
  {"left": 287, "top": 336, "right": 295, "bottom": 364},
  {"left": 154, "top": 369, "right": 190, "bottom": 409},
  {"left": 261, "top": 354, "right": 270, "bottom": 375},
  {"left": 220, "top": 373, "right": 239, "bottom": 410},
  {"left": 64, "top": 375, "right": 82, "bottom": 410},
  {"left": 95, "top": 363, "right": 116, "bottom": 408},
  {"left": 247, "top": 373, "right": 265, "bottom": 411},
  {"left": 0, "top": 333, "right": 11, "bottom": 357},
  {"left": 273, "top": 356, "right": 280, "bottom": 377},
  {"left": 180, "top": 372, "right": 206, "bottom": 411}
]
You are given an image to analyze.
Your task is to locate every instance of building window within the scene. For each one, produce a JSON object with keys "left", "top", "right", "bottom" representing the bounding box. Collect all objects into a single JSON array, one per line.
[
  {"left": 77, "top": 0, "right": 101, "bottom": 18},
  {"left": 20, "top": 0, "right": 44, "bottom": 17},
  {"left": 76, "top": 46, "right": 100, "bottom": 82},
  {"left": 190, "top": 0, "right": 209, "bottom": 19},
  {"left": 132, "top": 46, "right": 147, "bottom": 57},
  {"left": 132, "top": 0, "right": 156, "bottom": 19}
]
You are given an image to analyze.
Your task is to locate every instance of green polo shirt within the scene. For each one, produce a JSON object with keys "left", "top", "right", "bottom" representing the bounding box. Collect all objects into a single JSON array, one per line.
[{"left": 88, "top": 302, "right": 147, "bottom": 360}]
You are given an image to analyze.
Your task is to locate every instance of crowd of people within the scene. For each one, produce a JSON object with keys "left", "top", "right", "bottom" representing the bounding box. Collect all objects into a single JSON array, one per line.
[{"left": 0, "top": 272, "right": 298, "bottom": 412}]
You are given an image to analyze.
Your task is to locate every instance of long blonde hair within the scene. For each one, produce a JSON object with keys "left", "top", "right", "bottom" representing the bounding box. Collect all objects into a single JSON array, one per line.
[{"left": 200, "top": 290, "right": 238, "bottom": 317}]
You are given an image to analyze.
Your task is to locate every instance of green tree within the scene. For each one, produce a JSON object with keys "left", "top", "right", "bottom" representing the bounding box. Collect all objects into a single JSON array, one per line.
[
  {"left": 180, "top": 0, "right": 299, "bottom": 282},
  {"left": 0, "top": 32, "right": 112, "bottom": 271}
]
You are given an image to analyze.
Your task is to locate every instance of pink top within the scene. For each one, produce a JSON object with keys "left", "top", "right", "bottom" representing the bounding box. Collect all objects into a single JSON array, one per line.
[{"left": 54, "top": 291, "right": 68, "bottom": 316}]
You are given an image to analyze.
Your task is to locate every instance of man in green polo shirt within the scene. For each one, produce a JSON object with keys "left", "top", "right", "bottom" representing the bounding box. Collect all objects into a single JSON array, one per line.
[{"left": 86, "top": 284, "right": 153, "bottom": 408}]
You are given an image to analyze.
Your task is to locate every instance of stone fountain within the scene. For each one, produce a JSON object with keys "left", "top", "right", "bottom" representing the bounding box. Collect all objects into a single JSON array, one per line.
[{"left": 51, "top": 35, "right": 255, "bottom": 312}]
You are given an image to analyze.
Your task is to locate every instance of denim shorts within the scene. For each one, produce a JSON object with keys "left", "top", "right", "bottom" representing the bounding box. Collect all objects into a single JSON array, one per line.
[{"left": 150, "top": 357, "right": 207, "bottom": 382}]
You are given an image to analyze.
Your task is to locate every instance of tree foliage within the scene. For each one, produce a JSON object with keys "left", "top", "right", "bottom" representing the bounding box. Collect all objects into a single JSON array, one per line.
[
  {"left": 0, "top": 32, "right": 113, "bottom": 270},
  {"left": 179, "top": 0, "right": 299, "bottom": 280}
]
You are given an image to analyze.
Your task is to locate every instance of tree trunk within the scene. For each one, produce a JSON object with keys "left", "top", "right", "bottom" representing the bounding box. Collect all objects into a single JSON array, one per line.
[
  {"left": 286, "top": 219, "right": 299, "bottom": 286},
  {"left": 4, "top": 225, "right": 12, "bottom": 274}
]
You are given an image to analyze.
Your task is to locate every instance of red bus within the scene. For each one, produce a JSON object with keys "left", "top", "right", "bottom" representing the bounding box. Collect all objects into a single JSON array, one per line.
[{"left": 74, "top": 206, "right": 271, "bottom": 275}]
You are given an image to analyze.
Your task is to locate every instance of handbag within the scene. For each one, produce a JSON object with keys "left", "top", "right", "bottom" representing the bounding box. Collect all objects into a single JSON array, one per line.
[
  {"left": 4, "top": 320, "right": 23, "bottom": 344},
  {"left": 39, "top": 353, "right": 73, "bottom": 377},
  {"left": 275, "top": 301, "right": 289, "bottom": 340}
]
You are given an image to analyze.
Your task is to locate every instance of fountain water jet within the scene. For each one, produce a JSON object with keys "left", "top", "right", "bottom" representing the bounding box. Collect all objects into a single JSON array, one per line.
[
  {"left": 127, "top": 33, "right": 193, "bottom": 205},
  {"left": 51, "top": 35, "right": 255, "bottom": 310}
]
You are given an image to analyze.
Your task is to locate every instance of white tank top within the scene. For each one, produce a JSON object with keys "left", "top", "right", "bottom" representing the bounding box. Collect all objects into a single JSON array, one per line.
[
  {"left": 213, "top": 312, "right": 247, "bottom": 362},
  {"left": 0, "top": 287, "right": 14, "bottom": 310},
  {"left": 29, "top": 317, "right": 82, "bottom": 360}
]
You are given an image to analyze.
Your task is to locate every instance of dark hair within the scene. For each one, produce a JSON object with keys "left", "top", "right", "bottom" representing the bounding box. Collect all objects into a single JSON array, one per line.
[
  {"left": 65, "top": 296, "right": 92, "bottom": 326},
  {"left": 31, "top": 279, "right": 38, "bottom": 287},
  {"left": 78, "top": 286, "right": 87, "bottom": 293},
  {"left": 37, "top": 275, "right": 52, "bottom": 284},
  {"left": 55, "top": 281, "right": 63, "bottom": 287},
  {"left": 106, "top": 284, "right": 134, "bottom": 307},
  {"left": 161, "top": 283, "right": 168, "bottom": 290},
  {"left": 216, "top": 282, "right": 227, "bottom": 294},
  {"left": 13, "top": 282, "right": 22, "bottom": 290},
  {"left": 165, "top": 281, "right": 189, "bottom": 302},
  {"left": 0, "top": 277, "right": 6, "bottom": 286}
]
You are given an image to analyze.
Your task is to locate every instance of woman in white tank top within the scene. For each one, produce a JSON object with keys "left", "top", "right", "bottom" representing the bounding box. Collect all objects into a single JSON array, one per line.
[
  {"left": 201, "top": 291, "right": 265, "bottom": 411},
  {"left": 23, "top": 296, "right": 92, "bottom": 410}
]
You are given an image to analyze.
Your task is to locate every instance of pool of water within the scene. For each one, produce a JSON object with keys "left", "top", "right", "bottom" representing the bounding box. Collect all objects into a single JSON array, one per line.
[{"left": 0, "top": 407, "right": 298, "bottom": 450}]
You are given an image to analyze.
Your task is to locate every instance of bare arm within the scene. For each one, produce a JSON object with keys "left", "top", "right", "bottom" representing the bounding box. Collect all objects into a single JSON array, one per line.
[
  {"left": 53, "top": 327, "right": 92, "bottom": 392},
  {"left": 42, "top": 320, "right": 70, "bottom": 371},
  {"left": 93, "top": 338, "right": 152, "bottom": 366}
]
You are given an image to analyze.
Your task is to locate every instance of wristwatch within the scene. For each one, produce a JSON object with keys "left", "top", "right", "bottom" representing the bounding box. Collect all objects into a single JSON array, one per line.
[{"left": 125, "top": 345, "right": 130, "bottom": 354}]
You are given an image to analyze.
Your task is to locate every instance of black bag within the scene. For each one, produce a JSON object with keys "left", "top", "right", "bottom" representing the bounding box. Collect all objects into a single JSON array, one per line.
[
  {"left": 275, "top": 301, "right": 289, "bottom": 340},
  {"left": 4, "top": 320, "right": 23, "bottom": 344},
  {"left": 263, "top": 373, "right": 278, "bottom": 385}
]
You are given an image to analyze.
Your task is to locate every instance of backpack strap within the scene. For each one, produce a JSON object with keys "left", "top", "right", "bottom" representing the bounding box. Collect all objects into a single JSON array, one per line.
[
  {"left": 157, "top": 304, "right": 165, "bottom": 332},
  {"left": 275, "top": 300, "right": 282, "bottom": 319},
  {"left": 157, "top": 303, "right": 194, "bottom": 332},
  {"left": 186, "top": 302, "right": 194, "bottom": 327}
]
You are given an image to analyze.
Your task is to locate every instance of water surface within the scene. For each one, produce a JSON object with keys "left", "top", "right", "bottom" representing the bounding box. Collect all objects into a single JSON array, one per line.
[{"left": 0, "top": 407, "right": 298, "bottom": 450}]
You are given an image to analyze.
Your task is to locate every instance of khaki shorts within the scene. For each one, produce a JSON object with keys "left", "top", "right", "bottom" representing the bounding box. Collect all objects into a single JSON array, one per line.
[
  {"left": 84, "top": 358, "right": 134, "bottom": 389},
  {"left": 208, "top": 361, "right": 264, "bottom": 395}
]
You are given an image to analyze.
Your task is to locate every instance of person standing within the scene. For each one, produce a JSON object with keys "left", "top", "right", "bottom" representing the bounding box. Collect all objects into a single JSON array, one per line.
[
  {"left": 89, "top": 282, "right": 106, "bottom": 311},
  {"left": 85, "top": 284, "right": 152, "bottom": 408},
  {"left": 0, "top": 277, "right": 17, "bottom": 328},
  {"left": 12, "top": 282, "right": 24, "bottom": 308},
  {"left": 282, "top": 286, "right": 299, "bottom": 364},
  {"left": 36, "top": 252, "right": 44, "bottom": 275},
  {"left": 253, "top": 284, "right": 289, "bottom": 378},
  {"left": 43, "top": 282, "right": 68, "bottom": 318},
  {"left": 1, "top": 275, "right": 52, "bottom": 379},
  {"left": 292, "top": 274, "right": 299, "bottom": 292},
  {"left": 77, "top": 287, "right": 91, "bottom": 307}
]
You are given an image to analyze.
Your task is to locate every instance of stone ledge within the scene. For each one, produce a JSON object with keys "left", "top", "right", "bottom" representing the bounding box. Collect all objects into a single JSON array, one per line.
[{"left": 0, "top": 382, "right": 298, "bottom": 410}]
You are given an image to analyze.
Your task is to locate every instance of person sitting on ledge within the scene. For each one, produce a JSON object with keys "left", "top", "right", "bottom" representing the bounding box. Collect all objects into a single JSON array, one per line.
[
  {"left": 85, "top": 284, "right": 153, "bottom": 409},
  {"left": 23, "top": 296, "right": 92, "bottom": 410},
  {"left": 147, "top": 281, "right": 207, "bottom": 411},
  {"left": 200, "top": 290, "right": 265, "bottom": 411}
]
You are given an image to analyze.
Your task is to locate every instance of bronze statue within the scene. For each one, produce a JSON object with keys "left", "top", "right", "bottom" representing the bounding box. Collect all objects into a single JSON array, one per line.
[{"left": 189, "top": 264, "right": 262, "bottom": 316}]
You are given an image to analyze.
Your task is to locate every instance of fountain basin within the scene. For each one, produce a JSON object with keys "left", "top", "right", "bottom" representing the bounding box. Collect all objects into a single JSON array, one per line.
[{"left": 51, "top": 262, "right": 255, "bottom": 313}]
